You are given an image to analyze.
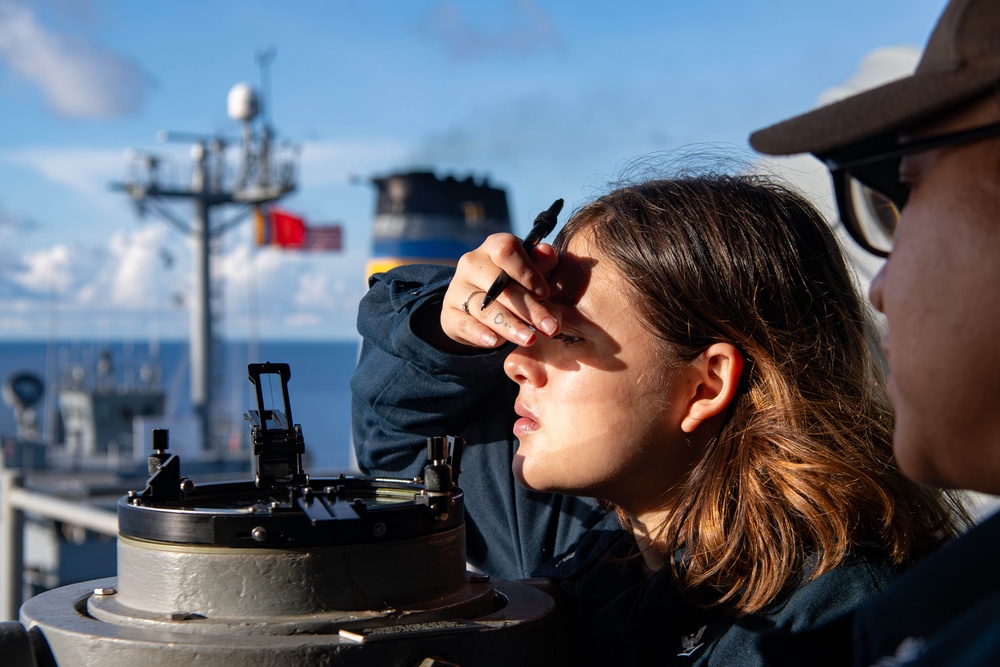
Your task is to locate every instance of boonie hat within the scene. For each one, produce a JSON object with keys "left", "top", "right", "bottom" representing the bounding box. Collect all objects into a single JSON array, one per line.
[{"left": 750, "top": 0, "right": 1000, "bottom": 157}]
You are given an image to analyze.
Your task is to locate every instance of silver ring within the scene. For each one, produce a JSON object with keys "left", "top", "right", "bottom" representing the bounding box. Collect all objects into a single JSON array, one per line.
[{"left": 462, "top": 290, "right": 486, "bottom": 314}]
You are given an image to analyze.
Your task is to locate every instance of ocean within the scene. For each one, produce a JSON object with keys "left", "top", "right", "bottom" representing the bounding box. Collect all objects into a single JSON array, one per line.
[{"left": 0, "top": 339, "right": 360, "bottom": 472}]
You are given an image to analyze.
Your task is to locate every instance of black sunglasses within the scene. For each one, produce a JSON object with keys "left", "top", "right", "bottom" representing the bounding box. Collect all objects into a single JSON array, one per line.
[{"left": 824, "top": 120, "right": 1000, "bottom": 257}]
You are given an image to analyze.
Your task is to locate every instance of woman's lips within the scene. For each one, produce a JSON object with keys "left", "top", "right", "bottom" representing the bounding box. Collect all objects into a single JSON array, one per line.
[{"left": 513, "top": 402, "right": 540, "bottom": 437}]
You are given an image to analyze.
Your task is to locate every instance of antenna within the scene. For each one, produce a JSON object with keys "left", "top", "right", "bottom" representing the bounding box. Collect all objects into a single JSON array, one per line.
[
  {"left": 256, "top": 46, "right": 276, "bottom": 127},
  {"left": 110, "top": 55, "right": 298, "bottom": 452}
]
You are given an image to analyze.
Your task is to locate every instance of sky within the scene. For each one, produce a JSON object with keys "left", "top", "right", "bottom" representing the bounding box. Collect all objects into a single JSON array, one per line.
[{"left": 0, "top": 0, "right": 949, "bottom": 341}]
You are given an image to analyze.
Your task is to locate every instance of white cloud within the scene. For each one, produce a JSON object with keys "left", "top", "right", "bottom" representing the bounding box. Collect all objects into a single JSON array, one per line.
[
  {"left": 6, "top": 223, "right": 175, "bottom": 315},
  {"left": 756, "top": 45, "right": 921, "bottom": 288},
  {"left": 1, "top": 146, "right": 130, "bottom": 211},
  {"left": 293, "top": 269, "right": 350, "bottom": 311},
  {"left": 107, "top": 224, "right": 172, "bottom": 307},
  {"left": 0, "top": 313, "right": 35, "bottom": 335},
  {"left": 285, "top": 311, "right": 325, "bottom": 328},
  {"left": 212, "top": 234, "right": 365, "bottom": 339},
  {"left": 14, "top": 243, "right": 79, "bottom": 293},
  {"left": 816, "top": 46, "right": 920, "bottom": 108},
  {"left": 0, "top": 0, "right": 152, "bottom": 118},
  {"left": 218, "top": 242, "right": 288, "bottom": 298},
  {"left": 0, "top": 203, "right": 37, "bottom": 265}
]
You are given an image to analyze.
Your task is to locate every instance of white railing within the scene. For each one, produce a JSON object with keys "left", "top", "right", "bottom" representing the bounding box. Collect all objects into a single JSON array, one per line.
[{"left": 0, "top": 468, "right": 118, "bottom": 621}]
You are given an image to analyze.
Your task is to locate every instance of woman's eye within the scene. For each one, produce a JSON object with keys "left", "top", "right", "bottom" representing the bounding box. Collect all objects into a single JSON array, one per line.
[{"left": 551, "top": 333, "right": 584, "bottom": 346}]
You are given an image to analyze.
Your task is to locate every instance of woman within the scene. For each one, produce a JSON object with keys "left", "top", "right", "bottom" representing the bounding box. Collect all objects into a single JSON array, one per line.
[{"left": 351, "top": 172, "right": 965, "bottom": 664}]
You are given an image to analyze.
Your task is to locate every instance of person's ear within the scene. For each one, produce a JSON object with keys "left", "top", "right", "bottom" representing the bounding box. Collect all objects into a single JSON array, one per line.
[{"left": 679, "top": 342, "right": 744, "bottom": 434}]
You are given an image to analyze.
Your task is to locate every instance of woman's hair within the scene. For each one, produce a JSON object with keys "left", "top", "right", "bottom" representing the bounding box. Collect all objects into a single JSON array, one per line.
[{"left": 553, "top": 172, "right": 968, "bottom": 615}]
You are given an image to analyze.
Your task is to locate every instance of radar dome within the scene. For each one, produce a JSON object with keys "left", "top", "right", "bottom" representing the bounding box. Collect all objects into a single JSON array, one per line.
[
  {"left": 227, "top": 83, "right": 259, "bottom": 121},
  {"left": 2, "top": 372, "right": 44, "bottom": 410}
]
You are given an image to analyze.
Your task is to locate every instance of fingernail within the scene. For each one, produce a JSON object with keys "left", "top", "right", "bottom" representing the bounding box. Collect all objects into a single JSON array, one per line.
[
  {"left": 480, "top": 332, "right": 498, "bottom": 347},
  {"left": 538, "top": 317, "right": 558, "bottom": 336},
  {"left": 516, "top": 329, "right": 535, "bottom": 345},
  {"left": 535, "top": 287, "right": 547, "bottom": 297}
]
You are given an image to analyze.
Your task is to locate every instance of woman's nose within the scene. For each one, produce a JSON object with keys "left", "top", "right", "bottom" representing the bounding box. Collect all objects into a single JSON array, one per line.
[{"left": 504, "top": 347, "right": 545, "bottom": 387}]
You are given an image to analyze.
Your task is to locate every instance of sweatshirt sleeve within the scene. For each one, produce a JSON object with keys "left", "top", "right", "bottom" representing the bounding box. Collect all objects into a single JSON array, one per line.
[{"left": 350, "top": 263, "right": 514, "bottom": 477}]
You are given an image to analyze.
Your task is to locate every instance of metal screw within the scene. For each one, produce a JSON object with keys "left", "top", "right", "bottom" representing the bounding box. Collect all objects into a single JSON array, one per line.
[
  {"left": 93, "top": 587, "right": 117, "bottom": 596},
  {"left": 251, "top": 526, "right": 268, "bottom": 542},
  {"left": 179, "top": 478, "right": 194, "bottom": 493},
  {"left": 372, "top": 522, "right": 387, "bottom": 537}
]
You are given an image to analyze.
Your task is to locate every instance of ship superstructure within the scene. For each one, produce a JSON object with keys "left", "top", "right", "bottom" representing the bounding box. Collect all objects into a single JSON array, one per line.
[{"left": 367, "top": 171, "right": 512, "bottom": 277}]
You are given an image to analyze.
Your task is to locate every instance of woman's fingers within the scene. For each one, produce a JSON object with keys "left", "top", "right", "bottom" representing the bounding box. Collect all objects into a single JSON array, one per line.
[
  {"left": 446, "top": 283, "right": 545, "bottom": 348},
  {"left": 448, "top": 288, "right": 503, "bottom": 347},
  {"left": 484, "top": 235, "right": 551, "bottom": 300},
  {"left": 530, "top": 243, "right": 559, "bottom": 282},
  {"left": 442, "top": 235, "right": 560, "bottom": 348}
]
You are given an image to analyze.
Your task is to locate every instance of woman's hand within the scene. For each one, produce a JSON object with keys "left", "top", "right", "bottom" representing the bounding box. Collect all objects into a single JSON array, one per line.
[{"left": 442, "top": 233, "right": 560, "bottom": 349}]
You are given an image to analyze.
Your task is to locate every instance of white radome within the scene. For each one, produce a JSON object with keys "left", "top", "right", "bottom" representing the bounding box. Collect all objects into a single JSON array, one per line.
[{"left": 227, "top": 82, "right": 259, "bottom": 122}]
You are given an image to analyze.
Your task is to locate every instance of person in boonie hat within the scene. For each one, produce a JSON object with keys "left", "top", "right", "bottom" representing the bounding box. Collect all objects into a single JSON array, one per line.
[{"left": 751, "top": 0, "right": 1000, "bottom": 664}]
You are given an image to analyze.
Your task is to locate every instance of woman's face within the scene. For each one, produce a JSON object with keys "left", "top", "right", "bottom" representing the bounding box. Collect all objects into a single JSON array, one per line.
[{"left": 504, "top": 229, "right": 702, "bottom": 515}]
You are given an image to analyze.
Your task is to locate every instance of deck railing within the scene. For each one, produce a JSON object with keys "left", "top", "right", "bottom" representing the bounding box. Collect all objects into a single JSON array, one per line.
[{"left": 0, "top": 468, "right": 118, "bottom": 621}]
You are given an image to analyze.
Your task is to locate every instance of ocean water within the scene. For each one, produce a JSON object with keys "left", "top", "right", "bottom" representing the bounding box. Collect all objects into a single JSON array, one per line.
[{"left": 0, "top": 339, "right": 360, "bottom": 472}]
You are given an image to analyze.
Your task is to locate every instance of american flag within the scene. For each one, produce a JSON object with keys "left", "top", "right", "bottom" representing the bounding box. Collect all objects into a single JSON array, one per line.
[{"left": 304, "top": 225, "right": 343, "bottom": 251}]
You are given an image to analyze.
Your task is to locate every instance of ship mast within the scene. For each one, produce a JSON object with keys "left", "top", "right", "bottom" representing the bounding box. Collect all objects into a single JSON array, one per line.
[{"left": 113, "top": 55, "right": 297, "bottom": 451}]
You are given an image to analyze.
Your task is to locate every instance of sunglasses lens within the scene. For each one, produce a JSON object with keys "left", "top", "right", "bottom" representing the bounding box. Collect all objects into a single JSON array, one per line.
[{"left": 848, "top": 176, "right": 898, "bottom": 256}]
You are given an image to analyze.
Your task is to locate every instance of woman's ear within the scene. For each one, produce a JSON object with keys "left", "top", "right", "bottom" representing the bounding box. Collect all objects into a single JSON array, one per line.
[{"left": 679, "top": 342, "right": 744, "bottom": 434}]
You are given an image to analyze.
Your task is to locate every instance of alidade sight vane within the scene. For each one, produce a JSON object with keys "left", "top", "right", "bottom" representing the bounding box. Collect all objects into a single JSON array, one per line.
[{"left": 245, "top": 362, "right": 307, "bottom": 489}]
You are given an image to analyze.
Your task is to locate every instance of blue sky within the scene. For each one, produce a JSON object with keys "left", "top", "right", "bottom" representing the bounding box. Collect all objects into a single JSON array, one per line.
[{"left": 0, "top": 0, "right": 947, "bottom": 341}]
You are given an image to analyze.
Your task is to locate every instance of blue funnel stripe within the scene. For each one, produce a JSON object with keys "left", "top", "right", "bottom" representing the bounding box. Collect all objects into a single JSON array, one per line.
[{"left": 371, "top": 239, "right": 478, "bottom": 261}]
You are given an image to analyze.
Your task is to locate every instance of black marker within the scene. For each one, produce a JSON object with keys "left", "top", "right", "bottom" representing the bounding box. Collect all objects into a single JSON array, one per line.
[{"left": 480, "top": 198, "right": 564, "bottom": 310}]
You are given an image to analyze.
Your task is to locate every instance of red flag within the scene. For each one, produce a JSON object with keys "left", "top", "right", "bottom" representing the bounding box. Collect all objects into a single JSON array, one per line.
[
  {"left": 268, "top": 208, "right": 307, "bottom": 247},
  {"left": 263, "top": 207, "right": 343, "bottom": 252}
]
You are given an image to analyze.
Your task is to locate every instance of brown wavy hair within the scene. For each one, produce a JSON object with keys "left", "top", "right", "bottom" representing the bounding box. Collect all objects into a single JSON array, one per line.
[{"left": 554, "top": 173, "right": 967, "bottom": 615}]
